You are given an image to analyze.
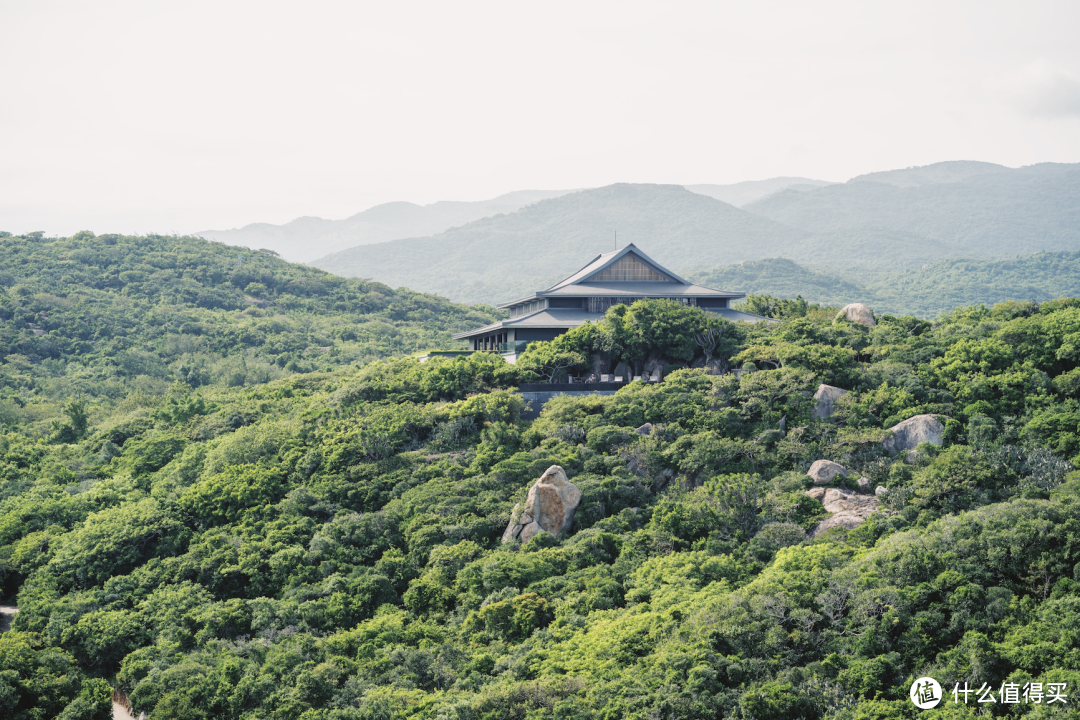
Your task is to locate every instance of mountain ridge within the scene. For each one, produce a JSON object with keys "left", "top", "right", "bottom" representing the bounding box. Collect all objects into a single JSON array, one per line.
[
  {"left": 196, "top": 189, "right": 575, "bottom": 262},
  {"left": 309, "top": 162, "right": 1080, "bottom": 304},
  {"left": 743, "top": 162, "right": 1080, "bottom": 256},
  {"left": 310, "top": 183, "right": 811, "bottom": 304}
]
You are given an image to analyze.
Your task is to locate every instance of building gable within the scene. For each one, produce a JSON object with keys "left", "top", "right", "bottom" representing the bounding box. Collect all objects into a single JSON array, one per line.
[{"left": 587, "top": 254, "right": 674, "bottom": 282}]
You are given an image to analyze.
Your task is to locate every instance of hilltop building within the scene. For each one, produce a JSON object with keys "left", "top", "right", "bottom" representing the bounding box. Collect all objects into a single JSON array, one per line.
[{"left": 453, "top": 244, "right": 764, "bottom": 362}]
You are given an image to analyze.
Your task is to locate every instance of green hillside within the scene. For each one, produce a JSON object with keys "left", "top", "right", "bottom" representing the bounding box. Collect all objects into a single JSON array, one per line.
[
  {"left": 0, "top": 231, "right": 497, "bottom": 437},
  {"left": 689, "top": 258, "right": 866, "bottom": 304},
  {"left": 3, "top": 230, "right": 1080, "bottom": 718},
  {"left": 692, "top": 251, "right": 1080, "bottom": 318}
]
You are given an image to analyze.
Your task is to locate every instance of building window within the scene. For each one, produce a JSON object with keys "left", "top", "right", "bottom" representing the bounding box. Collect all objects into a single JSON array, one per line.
[
  {"left": 588, "top": 296, "right": 636, "bottom": 314},
  {"left": 511, "top": 299, "right": 546, "bottom": 316}
]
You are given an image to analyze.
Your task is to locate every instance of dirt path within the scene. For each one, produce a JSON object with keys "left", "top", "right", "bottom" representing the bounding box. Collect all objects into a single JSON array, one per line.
[
  {"left": 113, "top": 701, "right": 137, "bottom": 720},
  {"left": 0, "top": 605, "right": 17, "bottom": 633}
]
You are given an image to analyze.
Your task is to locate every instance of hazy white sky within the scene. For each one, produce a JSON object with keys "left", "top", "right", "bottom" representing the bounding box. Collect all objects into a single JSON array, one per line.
[{"left": 2, "top": 0, "right": 1079, "bottom": 235}]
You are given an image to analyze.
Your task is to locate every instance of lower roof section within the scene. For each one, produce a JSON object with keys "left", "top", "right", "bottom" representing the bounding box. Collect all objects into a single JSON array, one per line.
[
  {"left": 452, "top": 309, "right": 593, "bottom": 340},
  {"left": 452, "top": 307, "right": 769, "bottom": 340}
]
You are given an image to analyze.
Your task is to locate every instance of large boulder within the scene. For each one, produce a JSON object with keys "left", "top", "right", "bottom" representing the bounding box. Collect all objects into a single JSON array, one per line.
[
  {"left": 835, "top": 303, "right": 876, "bottom": 327},
  {"left": 808, "top": 488, "right": 879, "bottom": 536},
  {"left": 589, "top": 353, "right": 606, "bottom": 378},
  {"left": 643, "top": 358, "right": 665, "bottom": 382},
  {"left": 501, "top": 465, "right": 582, "bottom": 544},
  {"left": 705, "top": 359, "right": 725, "bottom": 376},
  {"left": 807, "top": 459, "right": 850, "bottom": 486},
  {"left": 812, "top": 384, "right": 848, "bottom": 420},
  {"left": 883, "top": 414, "right": 944, "bottom": 453}
]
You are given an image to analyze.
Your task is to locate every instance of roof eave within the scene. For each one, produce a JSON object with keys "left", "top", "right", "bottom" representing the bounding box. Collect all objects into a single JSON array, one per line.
[{"left": 495, "top": 294, "right": 540, "bottom": 309}]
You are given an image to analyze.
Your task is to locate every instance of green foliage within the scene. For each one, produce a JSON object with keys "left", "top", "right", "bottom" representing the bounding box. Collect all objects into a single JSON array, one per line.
[
  {"left": 521, "top": 298, "right": 741, "bottom": 380},
  {"left": 6, "top": 232, "right": 1080, "bottom": 718},
  {"left": 0, "top": 231, "right": 499, "bottom": 440},
  {"left": 179, "top": 464, "right": 287, "bottom": 526},
  {"left": 0, "top": 632, "right": 110, "bottom": 720},
  {"left": 696, "top": 250, "right": 1080, "bottom": 319}
]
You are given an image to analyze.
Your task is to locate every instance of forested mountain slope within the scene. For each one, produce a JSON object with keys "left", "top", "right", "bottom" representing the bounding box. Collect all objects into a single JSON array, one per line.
[
  {"left": 0, "top": 231, "right": 496, "bottom": 438},
  {"left": 847, "top": 160, "right": 1010, "bottom": 187},
  {"left": 4, "top": 284, "right": 1080, "bottom": 718},
  {"left": 744, "top": 162, "right": 1080, "bottom": 256},
  {"left": 312, "top": 163, "right": 1080, "bottom": 305},
  {"left": 691, "top": 251, "right": 1080, "bottom": 317},
  {"left": 198, "top": 190, "right": 573, "bottom": 262},
  {"left": 310, "top": 184, "right": 810, "bottom": 304},
  {"left": 684, "top": 177, "right": 834, "bottom": 206}
]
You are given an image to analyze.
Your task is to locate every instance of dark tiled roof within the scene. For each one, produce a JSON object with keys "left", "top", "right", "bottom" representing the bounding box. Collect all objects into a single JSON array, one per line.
[
  {"left": 540, "top": 282, "right": 741, "bottom": 297},
  {"left": 453, "top": 306, "right": 769, "bottom": 339}
]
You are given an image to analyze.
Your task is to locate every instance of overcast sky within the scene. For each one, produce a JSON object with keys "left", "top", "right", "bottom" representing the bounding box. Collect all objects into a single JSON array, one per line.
[{"left": 2, "top": 0, "right": 1079, "bottom": 236}]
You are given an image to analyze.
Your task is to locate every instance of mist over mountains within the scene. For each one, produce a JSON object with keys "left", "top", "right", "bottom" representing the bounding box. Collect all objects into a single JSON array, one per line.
[
  {"left": 313, "top": 184, "right": 815, "bottom": 304},
  {"left": 684, "top": 176, "right": 834, "bottom": 205},
  {"left": 307, "top": 161, "right": 1080, "bottom": 306},
  {"left": 195, "top": 179, "right": 829, "bottom": 263},
  {"left": 746, "top": 161, "right": 1080, "bottom": 255},
  {"left": 194, "top": 160, "right": 1080, "bottom": 312},
  {"left": 196, "top": 190, "right": 575, "bottom": 262}
]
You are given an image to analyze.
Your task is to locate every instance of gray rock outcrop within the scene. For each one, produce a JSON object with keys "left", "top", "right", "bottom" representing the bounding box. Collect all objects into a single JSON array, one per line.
[
  {"left": 589, "top": 353, "right": 605, "bottom": 378},
  {"left": 807, "top": 459, "right": 850, "bottom": 486},
  {"left": 501, "top": 465, "right": 582, "bottom": 544},
  {"left": 705, "top": 359, "right": 725, "bottom": 376},
  {"left": 875, "top": 486, "right": 888, "bottom": 497},
  {"left": 634, "top": 423, "right": 654, "bottom": 436},
  {"left": 807, "top": 488, "right": 880, "bottom": 536},
  {"left": 643, "top": 358, "right": 665, "bottom": 382},
  {"left": 835, "top": 303, "right": 877, "bottom": 327},
  {"left": 812, "top": 384, "right": 848, "bottom": 420},
  {"left": 882, "top": 414, "right": 944, "bottom": 453}
]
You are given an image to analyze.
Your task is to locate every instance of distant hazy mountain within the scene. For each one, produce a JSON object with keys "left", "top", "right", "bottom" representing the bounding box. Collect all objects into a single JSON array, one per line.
[
  {"left": 690, "top": 251, "right": 1080, "bottom": 318},
  {"left": 311, "top": 162, "right": 1080, "bottom": 304},
  {"left": 685, "top": 177, "right": 835, "bottom": 206},
  {"left": 310, "top": 184, "right": 809, "bottom": 304},
  {"left": 196, "top": 179, "right": 833, "bottom": 261},
  {"left": 196, "top": 189, "right": 574, "bottom": 262},
  {"left": 848, "top": 160, "right": 1009, "bottom": 187},
  {"left": 744, "top": 162, "right": 1080, "bottom": 256}
]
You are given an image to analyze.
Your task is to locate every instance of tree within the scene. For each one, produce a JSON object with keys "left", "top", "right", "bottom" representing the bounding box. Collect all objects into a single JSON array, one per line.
[{"left": 517, "top": 343, "right": 588, "bottom": 382}]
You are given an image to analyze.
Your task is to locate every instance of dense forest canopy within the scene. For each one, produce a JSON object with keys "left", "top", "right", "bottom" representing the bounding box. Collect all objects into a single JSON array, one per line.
[
  {"left": 0, "top": 231, "right": 496, "bottom": 440},
  {"left": 690, "top": 252, "right": 1080, "bottom": 318},
  {"left": 2, "top": 230, "right": 1080, "bottom": 718}
]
